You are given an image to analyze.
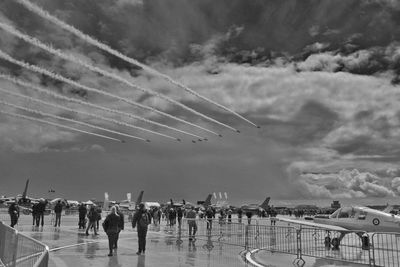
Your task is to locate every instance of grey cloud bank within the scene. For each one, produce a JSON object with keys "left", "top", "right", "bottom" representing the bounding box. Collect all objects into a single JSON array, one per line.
[{"left": 0, "top": 0, "right": 400, "bottom": 201}]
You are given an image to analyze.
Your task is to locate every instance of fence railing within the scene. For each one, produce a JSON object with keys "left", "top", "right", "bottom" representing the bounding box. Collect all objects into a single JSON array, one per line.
[
  {"left": 175, "top": 218, "right": 400, "bottom": 267},
  {"left": 0, "top": 221, "right": 49, "bottom": 267}
]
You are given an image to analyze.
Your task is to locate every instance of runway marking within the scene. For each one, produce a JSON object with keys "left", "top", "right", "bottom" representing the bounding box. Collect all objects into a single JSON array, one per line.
[
  {"left": 49, "top": 237, "right": 136, "bottom": 252},
  {"left": 245, "top": 249, "right": 265, "bottom": 267}
]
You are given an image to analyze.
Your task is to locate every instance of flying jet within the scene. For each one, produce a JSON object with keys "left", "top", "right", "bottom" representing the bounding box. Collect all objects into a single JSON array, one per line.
[
  {"left": 278, "top": 206, "right": 400, "bottom": 249},
  {"left": 240, "top": 196, "right": 271, "bottom": 214}
]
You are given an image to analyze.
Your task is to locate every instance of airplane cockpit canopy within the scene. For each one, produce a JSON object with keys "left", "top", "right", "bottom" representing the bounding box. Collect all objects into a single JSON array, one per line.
[{"left": 331, "top": 206, "right": 368, "bottom": 219}]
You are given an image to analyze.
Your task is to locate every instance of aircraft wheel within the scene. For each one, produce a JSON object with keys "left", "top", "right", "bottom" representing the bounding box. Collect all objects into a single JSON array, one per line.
[{"left": 372, "top": 218, "right": 380, "bottom": 226}]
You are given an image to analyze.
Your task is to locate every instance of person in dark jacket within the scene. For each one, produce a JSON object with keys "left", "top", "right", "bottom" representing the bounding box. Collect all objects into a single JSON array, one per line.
[
  {"left": 114, "top": 205, "right": 124, "bottom": 249},
  {"left": 78, "top": 204, "right": 87, "bottom": 229},
  {"left": 54, "top": 200, "right": 63, "bottom": 227},
  {"left": 31, "top": 203, "right": 38, "bottom": 226},
  {"left": 102, "top": 206, "right": 120, "bottom": 256},
  {"left": 86, "top": 206, "right": 98, "bottom": 235},
  {"left": 132, "top": 203, "right": 151, "bottom": 255},
  {"left": 246, "top": 211, "right": 253, "bottom": 225},
  {"left": 36, "top": 199, "right": 47, "bottom": 227},
  {"left": 8, "top": 201, "right": 20, "bottom": 228}
]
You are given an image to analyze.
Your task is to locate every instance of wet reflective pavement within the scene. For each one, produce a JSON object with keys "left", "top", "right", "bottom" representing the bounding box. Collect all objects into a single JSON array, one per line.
[{"left": 5, "top": 215, "right": 250, "bottom": 267}]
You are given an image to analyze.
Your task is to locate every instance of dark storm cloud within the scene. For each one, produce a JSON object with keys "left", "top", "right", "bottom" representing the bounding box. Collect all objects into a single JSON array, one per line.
[
  {"left": 254, "top": 100, "right": 339, "bottom": 146},
  {"left": 2, "top": 0, "right": 400, "bottom": 201}
]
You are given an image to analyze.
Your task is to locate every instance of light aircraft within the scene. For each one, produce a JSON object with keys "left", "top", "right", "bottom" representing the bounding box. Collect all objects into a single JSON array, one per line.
[
  {"left": 278, "top": 206, "right": 400, "bottom": 249},
  {"left": 240, "top": 196, "right": 271, "bottom": 214}
]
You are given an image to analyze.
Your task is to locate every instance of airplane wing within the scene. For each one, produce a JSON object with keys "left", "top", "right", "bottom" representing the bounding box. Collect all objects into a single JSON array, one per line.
[{"left": 277, "top": 216, "right": 348, "bottom": 232}]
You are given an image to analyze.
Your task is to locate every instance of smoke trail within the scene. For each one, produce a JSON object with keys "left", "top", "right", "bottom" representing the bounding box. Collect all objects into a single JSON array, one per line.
[
  {"left": 0, "top": 109, "right": 123, "bottom": 143},
  {"left": 0, "top": 87, "right": 178, "bottom": 141},
  {"left": 0, "top": 51, "right": 206, "bottom": 141},
  {"left": 0, "top": 100, "right": 149, "bottom": 142},
  {"left": 0, "top": 21, "right": 222, "bottom": 137},
  {"left": 0, "top": 74, "right": 206, "bottom": 141},
  {"left": 16, "top": 0, "right": 256, "bottom": 129}
]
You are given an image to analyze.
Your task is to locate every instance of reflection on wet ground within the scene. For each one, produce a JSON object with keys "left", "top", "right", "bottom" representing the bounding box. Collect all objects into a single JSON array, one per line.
[{"left": 4, "top": 215, "right": 250, "bottom": 267}]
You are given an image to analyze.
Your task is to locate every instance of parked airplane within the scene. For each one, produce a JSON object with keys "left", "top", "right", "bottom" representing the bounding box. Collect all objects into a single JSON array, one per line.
[
  {"left": 196, "top": 194, "right": 213, "bottom": 210},
  {"left": 108, "top": 190, "right": 145, "bottom": 211},
  {"left": 1, "top": 179, "right": 40, "bottom": 207},
  {"left": 278, "top": 206, "right": 400, "bottom": 249},
  {"left": 240, "top": 196, "right": 271, "bottom": 214}
]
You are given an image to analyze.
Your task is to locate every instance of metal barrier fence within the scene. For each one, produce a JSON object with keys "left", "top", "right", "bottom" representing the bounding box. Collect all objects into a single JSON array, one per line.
[
  {"left": 176, "top": 218, "right": 400, "bottom": 267},
  {"left": 371, "top": 233, "right": 400, "bottom": 267},
  {"left": 0, "top": 221, "right": 49, "bottom": 267}
]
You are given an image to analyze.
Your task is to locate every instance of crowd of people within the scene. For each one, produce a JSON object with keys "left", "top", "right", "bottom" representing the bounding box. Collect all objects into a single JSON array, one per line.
[{"left": 7, "top": 199, "right": 296, "bottom": 257}]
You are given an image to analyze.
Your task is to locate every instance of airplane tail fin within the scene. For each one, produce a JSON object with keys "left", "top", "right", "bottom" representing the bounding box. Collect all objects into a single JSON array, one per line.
[
  {"left": 22, "top": 179, "right": 29, "bottom": 199},
  {"left": 260, "top": 197, "right": 270, "bottom": 210},
  {"left": 136, "top": 190, "right": 144, "bottom": 205},
  {"left": 204, "top": 194, "right": 212, "bottom": 207}
]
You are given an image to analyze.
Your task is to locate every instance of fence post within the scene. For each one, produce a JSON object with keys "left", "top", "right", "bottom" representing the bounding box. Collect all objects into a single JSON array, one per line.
[
  {"left": 297, "top": 226, "right": 302, "bottom": 260},
  {"left": 245, "top": 224, "right": 249, "bottom": 251},
  {"left": 10, "top": 230, "right": 18, "bottom": 267},
  {"left": 0, "top": 222, "right": 4, "bottom": 263}
]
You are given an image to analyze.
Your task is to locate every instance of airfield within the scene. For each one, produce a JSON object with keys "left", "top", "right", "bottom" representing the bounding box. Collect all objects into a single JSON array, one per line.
[{"left": 1, "top": 209, "right": 383, "bottom": 267}]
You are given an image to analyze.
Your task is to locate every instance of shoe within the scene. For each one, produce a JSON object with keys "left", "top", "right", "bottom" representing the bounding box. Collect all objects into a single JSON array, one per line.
[
  {"left": 94, "top": 233, "right": 99, "bottom": 235},
  {"left": 85, "top": 232, "right": 89, "bottom": 236},
  {"left": 108, "top": 253, "right": 113, "bottom": 257},
  {"left": 136, "top": 251, "right": 141, "bottom": 255},
  {"left": 142, "top": 251, "right": 145, "bottom": 255}
]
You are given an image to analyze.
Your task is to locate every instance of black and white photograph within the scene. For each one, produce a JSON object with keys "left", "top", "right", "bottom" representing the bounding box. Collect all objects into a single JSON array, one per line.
[{"left": 1, "top": 1, "right": 400, "bottom": 266}]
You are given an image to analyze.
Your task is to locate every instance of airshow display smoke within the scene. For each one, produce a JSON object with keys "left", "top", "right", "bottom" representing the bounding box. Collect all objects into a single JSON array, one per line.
[
  {"left": 0, "top": 100, "right": 149, "bottom": 142},
  {"left": 0, "top": 21, "right": 222, "bottom": 137},
  {"left": 0, "top": 87, "right": 179, "bottom": 141},
  {"left": 0, "top": 74, "right": 205, "bottom": 141},
  {"left": 0, "top": 109, "right": 123, "bottom": 143},
  {"left": 16, "top": 0, "right": 258, "bottom": 129},
  {"left": 0, "top": 51, "right": 206, "bottom": 141}
]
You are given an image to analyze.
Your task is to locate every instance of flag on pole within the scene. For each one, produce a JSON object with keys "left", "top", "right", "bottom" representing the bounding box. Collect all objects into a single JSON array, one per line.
[
  {"left": 213, "top": 192, "right": 217, "bottom": 199},
  {"left": 219, "top": 192, "right": 222, "bottom": 199},
  {"left": 224, "top": 192, "right": 228, "bottom": 200}
]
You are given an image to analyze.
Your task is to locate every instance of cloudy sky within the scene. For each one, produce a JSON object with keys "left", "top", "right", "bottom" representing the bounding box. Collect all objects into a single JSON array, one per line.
[{"left": 1, "top": 0, "right": 400, "bottom": 205}]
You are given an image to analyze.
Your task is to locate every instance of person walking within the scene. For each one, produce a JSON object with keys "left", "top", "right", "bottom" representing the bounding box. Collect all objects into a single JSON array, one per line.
[
  {"left": 54, "top": 200, "right": 63, "bottom": 227},
  {"left": 78, "top": 203, "right": 87, "bottom": 229},
  {"left": 237, "top": 208, "right": 243, "bottom": 223},
  {"left": 205, "top": 207, "right": 213, "bottom": 231},
  {"left": 8, "top": 201, "right": 19, "bottom": 228},
  {"left": 31, "top": 203, "right": 38, "bottom": 226},
  {"left": 186, "top": 206, "right": 197, "bottom": 240},
  {"left": 36, "top": 199, "right": 47, "bottom": 227},
  {"left": 132, "top": 203, "right": 151, "bottom": 255},
  {"left": 102, "top": 206, "right": 120, "bottom": 257},
  {"left": 177, "top": 207, "right": 184, "bottom": 228},
  {"left": 86, "top": 206, "right": 98, "bottom": 236},
  {"left": 114, "top": 205, "right": 124, "bottom": 249},
  {"left": 246, "top": 211, "right": 253, "bottom": 225}
]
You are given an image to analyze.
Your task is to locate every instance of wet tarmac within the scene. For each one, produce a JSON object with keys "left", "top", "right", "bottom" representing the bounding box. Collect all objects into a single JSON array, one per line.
[
  {"left": 1, "top": 213, "right": 373, "bottom": 267},
  {"left": 2, "top": 214, "right": 251, "bottom": 267}
]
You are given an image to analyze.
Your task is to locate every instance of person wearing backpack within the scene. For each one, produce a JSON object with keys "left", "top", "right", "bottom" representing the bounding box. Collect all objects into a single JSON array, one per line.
[
  {"left": 132, "top": 203, "right": 151, "bottom": 255},
  {"left": 86, "top": 206, "right": 99, "bottom": 236},
  {"left": 102, "top": 206, "right": 120, "bottom": 257}
]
